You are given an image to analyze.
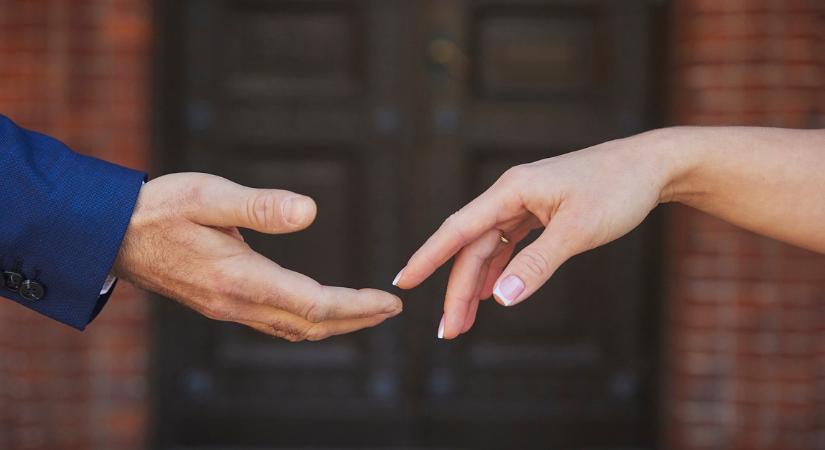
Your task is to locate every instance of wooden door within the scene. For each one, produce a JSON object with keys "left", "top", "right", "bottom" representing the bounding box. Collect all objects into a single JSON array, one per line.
[{"left": 154, "top": 1, "right": 664, "bottom": 448}]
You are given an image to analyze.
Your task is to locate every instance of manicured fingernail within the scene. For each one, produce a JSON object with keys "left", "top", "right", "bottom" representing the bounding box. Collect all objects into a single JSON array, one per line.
[
  {"left": 392, "top": 268, "right": 405, "bottom": 287},
  {"left": 282, "top": 196, "right": 313, "bottom": 227},
  {"left": 493, "top": 275, "right": 525, "bottom": 306},
  {"left": 437, "top": 316, "right": 445, "bottom": 339}
]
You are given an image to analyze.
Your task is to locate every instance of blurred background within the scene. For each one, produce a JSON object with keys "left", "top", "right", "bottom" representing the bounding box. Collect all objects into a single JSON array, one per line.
[{"left": 0, "top": 0, "right": 824, "bottom": 449}]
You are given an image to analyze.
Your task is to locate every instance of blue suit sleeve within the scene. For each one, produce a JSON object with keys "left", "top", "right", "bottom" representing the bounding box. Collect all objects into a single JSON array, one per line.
[{"left": 0, "top": 114, "right": 146, "bottom": 330}]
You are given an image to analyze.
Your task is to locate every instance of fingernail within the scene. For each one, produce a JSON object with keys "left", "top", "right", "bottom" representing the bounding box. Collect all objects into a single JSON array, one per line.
[
  {"left": 493, "top": 275, "right": 525, "bottom": 306},
  {"left": 437, "top": 315, "right": 445, "bottom": 339},
  {"left": 282, "top": 196, "right": 313, "bottom": 227},
  {"left": 392, "top": 268, "right": 405, "bottom": 287}
]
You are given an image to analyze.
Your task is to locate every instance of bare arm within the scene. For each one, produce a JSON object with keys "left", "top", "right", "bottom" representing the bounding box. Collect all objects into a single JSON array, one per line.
[
  {"left": 394, "top": 126, "right": 825, "bottom": 339},
  {"left": 663, "top": 126, "right": 825, "bottom": 253}
]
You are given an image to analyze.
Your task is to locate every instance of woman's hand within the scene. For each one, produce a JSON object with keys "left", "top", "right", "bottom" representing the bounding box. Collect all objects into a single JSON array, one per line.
[{"left": 393, "top": 129, "right": 681, "bottom": 339}]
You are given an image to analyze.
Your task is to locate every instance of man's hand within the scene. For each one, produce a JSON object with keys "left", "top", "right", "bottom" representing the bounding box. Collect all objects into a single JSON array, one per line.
[{"left": 113, "top": 173, "right": 402, "bottom": 341}]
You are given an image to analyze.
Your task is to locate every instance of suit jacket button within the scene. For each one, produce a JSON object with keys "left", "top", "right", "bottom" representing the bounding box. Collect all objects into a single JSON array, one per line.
[
  {"left": 19, "top": 280, "right": 45, "bottom": 301},
  {"left": 3, "top": 271, "right": 23, "bottom": 293}
]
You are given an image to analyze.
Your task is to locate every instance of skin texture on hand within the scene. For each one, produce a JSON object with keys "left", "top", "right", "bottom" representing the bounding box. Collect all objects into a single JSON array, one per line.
[
  {"left": 113, "top": 173, "right": 402, "bottom": 342},
  {"left": 394, "top": 126, "right": 825, "bottom": 340},
  {"left": 394, "top": 131, "right": 674, "bottom": 340}
]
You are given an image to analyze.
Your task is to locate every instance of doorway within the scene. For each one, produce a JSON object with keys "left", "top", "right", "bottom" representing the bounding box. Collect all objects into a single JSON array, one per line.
[{"left": 153, "top": 1, "right": 665, "bottom": 448}]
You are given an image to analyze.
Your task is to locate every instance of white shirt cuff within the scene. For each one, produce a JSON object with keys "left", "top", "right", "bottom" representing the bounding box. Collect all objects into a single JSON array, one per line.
[
  {"left": 100, "top": 275, "right": 117, "bottom": 295},
  {"left": 99, "top": 181, "right": 144, "bottom": 296}
]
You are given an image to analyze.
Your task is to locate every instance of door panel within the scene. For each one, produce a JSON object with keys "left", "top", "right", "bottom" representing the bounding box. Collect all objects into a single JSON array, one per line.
[
  {"left": 412, "top": 3, "right": 657, "bottom": 447},
  {"left": 223, "top": 2, "right": 364, "bottom": 99},
  {"left": 155, "top": 0, "right": 409, "bottom": 447},
  {"left": 473, "top": 7, "right": 608, "bottom": 98},
  {"left": 155, "top": 0, "right": 662, "bottom": 448}
]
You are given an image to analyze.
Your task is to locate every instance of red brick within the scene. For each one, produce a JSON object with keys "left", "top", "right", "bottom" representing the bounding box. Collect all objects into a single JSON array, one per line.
[
  {"left": 668, "top": 1, "right": 825, "bottom": 449},
  {"left": 0, "top": 0, "right": 151, "bottom": 449}
]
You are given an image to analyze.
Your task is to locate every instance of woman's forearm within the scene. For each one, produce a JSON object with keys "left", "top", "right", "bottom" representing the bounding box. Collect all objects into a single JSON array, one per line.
[
  {"left": 659, "top": 126, "right": 825, "bottom": 253},
  {"left": 397, "top": 125, "right": 825, "bottom": 338}
]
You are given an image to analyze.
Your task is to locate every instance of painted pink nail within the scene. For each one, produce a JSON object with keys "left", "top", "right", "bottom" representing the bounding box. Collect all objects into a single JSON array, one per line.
[
  {"left": 437, "top": 316, "right": 445, "bottom": 339},
  {"left": 493, "top": 275, "right": 525, "bottom": 306}
]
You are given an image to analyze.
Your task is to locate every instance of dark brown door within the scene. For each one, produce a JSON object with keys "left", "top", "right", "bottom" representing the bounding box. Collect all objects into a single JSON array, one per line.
[{"left": 153, "top": 1, "right": 664, "bottom": 448}]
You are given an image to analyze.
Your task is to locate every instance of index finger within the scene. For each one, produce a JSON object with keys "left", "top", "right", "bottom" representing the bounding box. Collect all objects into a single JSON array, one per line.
[{"left": 394, "top": 182, "right": 518, "bottom": 289}]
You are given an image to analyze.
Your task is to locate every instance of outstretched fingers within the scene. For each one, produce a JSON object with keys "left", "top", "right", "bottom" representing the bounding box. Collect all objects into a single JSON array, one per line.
[
  {"left": 238, "top": 310, "right": 396, "bottom": 342},
  {"left": 439, "top": 229, "right": 504, "bottom": 339},
  {"left": 221, "top": 252, "right": 402, "bottom": 323},
  {"left": 447, "top": 224, "right": 534, "bottom": 337},
  {"left": 459, "top": 259, "right": 488, "bottom": 335},
  {"left": 393, "top": 179, "right": 522, "bottom": 289}
]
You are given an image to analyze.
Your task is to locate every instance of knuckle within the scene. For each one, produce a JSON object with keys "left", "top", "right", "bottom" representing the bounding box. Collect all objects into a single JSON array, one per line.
[
  {"left": 445, "top": 290, "right": 474, "bottom": 311},
  {"left": 303, "top": 288, "right": 330, "bottom": 323},
  {"left": 290, "top": 325, "right": 312, "bottom": 342},
  {"left": 246, "top": 192, "right": 280, "bottom": 229},
  {"left": 517, "top": 249, "right": 551, "bottom": 279},
  {"left": 303, "top": 301, "right": 327, "bottom": 323},
  {"left": 304, "top": 324, "right": 328, "bottom": 342},
  {"left": 277, "top": 331, "right": 305, "bottom": 343},
  {"left": 199, "top": 297, "right": 233, "bottom": 321},
  {"left": 443, "top": 213, "right": 469, "bottom": 242},
  {"left": 499, "top": 165, "right": 529, "bottom": 185}
]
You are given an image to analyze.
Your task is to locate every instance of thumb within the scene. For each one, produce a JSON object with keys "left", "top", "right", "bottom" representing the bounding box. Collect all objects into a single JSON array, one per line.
[
  {"left": 492, "top": 225, "right": 573, "bottom": 307},
  {"left": 188, "top": 176, "right": 317, "bottom": 234}
]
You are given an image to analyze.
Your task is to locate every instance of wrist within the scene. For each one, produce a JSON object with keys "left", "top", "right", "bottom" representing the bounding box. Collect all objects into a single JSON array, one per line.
[{"left": 642, "top": 127, "right": 708, "bottom": 206}]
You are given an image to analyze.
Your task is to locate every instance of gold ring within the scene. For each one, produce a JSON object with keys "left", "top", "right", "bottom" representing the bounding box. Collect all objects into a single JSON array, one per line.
[{"left": 499, "top": 231, "right": 511, "bottom": 245}]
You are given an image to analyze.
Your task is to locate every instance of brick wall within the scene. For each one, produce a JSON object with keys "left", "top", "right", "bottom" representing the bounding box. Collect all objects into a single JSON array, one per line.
[
  {"left": 666, "top": 1, "right": 825, "bottom": 449},
  {"left": 1, "top": 1, "right": 824, "bottom": 449},
  {"left": 0, "top": 1, "right": 151, "bottom": 449}
]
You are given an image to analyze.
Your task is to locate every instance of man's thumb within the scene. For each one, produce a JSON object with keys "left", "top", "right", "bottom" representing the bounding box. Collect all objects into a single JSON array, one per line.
[{"left": 187, "top": 176, "right": 317, "bottom": 234}]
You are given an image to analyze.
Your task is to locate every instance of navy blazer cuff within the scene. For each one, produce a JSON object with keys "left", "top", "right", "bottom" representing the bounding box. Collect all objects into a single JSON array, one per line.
[{"left": 0, "top": 115, "right": 146, "bottom": 330}]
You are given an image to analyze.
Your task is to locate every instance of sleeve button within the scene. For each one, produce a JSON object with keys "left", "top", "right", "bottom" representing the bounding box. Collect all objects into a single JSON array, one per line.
[
  {"left": 3, "top": 271, "right": 23, "bottom": 293},
  {"left": 19, "top": 280, "right": 45, "bottom": 301}
]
